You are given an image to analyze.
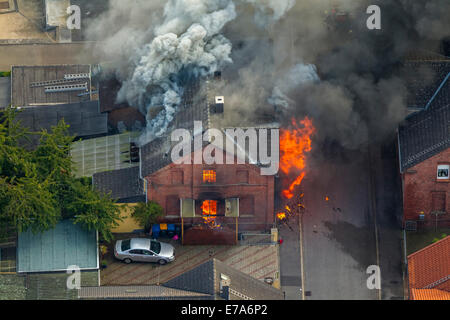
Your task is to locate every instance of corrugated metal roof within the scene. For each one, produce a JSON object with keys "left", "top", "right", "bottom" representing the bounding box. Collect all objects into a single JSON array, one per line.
[
  {"left": 17, "top": 220, "right": 99, "bottom": 273},
  {"left": 11, "top": 65, "right": 93, "bottom": 107}
]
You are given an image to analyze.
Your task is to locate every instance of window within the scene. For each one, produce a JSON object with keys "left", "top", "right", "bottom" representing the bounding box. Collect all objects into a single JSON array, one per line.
[
  {"left": 151, "top": 241, "right": 161, "bottom": 254},
  {"left": 437, "top": 165, "right": 449, "bottom": 180},
  {"left": 203, "top": 170, "right": 216, "bottom": 183},
  {"left": 129, "top": 249, "right": 144, "bottom": 255},
  {"left": 142, "top": 250, "right": 155, "bottom": 256}
]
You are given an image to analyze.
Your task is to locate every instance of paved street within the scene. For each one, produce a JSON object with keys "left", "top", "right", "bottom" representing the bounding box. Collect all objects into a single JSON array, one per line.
[
  {"left": 279, "top": 216, "right": 303, "bottom": 300},
  {"left": 301, "top": 148, "right": 378, "bottom": 300},
  {"left": 279, "top": 140, "right": 404, "bottom": 300}
]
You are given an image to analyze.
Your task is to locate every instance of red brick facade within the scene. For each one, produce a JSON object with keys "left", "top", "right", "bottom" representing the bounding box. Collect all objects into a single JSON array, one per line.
[
  {"left": 145, "top": 149, "right": 275, "bottom": 233},
  {"left": 402, "top": 148, "right": 450, "bottom": 222}
]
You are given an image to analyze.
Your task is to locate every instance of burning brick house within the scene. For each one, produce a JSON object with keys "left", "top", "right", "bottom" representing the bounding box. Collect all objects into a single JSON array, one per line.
[
  {"left": 398, "top": 60, "right": 450, "bottom": 228},
  {"left": 94, "top": 76, "right": 278, "bottom": 244}
]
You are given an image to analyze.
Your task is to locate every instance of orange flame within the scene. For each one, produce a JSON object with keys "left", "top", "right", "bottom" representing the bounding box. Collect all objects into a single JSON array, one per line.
[
  {"left": 201, "top": 200, "right": 220, "bottom": 228},
  {"left": 280, "top": 117, "right": 315, "bottom": 199},
  {"left": 277, "top": 212, "right": 287, "bottom": 220}
]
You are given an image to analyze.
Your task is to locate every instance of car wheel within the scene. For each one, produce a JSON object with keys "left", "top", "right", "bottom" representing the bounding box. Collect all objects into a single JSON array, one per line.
[
  {"left": 123, "top": 258, "right": 132, "bottom": 264},
  {"left": 158, "top": 259, "right": 168, "bottom": 265}
]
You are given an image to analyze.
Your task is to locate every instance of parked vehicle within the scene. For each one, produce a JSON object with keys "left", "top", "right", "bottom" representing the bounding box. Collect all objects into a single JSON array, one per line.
[{"left": 114, "top": 238, "right": 175, "bottom": 265}]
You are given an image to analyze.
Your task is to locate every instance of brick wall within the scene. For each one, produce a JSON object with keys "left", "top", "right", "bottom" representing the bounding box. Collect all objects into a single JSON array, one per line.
[
  {"left": 403, "top": 148, "right": 450, "bottom": 222},
  {"left": 145, "top": 156, "right": 275, "bottom": 233}
]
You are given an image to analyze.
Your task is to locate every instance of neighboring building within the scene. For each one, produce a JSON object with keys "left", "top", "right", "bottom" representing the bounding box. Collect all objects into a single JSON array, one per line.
[
  {"left": 44, "top": 0, "right": 72, "bottom": 42},
  {"left": 407, "top": 236, "right": 450, "bottom": 300},
  {"left": 78, "top": 258, "right": 284, "bottom": 300},
  {"left": 93, "top": 166, "right": 145, "bottom": 203},
  {"left": 0, "top": 76, "right": 11, "bottom": 109},
  {"left": 71, "top": 132, "right": 140, "bottom": 178},
  {"left": 11, "top": 65, "right": 95, "bottom": 107},
  {"left": 9, "top": 65, "right": 107, "bottom": 147},
  {"left": 398, "top": 68, "right": 450, "bottom": 227},
  {"left": 17, "top": 220, "right": 99, "bottom": 273}
]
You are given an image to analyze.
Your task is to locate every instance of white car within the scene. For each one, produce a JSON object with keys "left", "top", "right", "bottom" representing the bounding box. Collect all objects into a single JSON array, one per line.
[{"left": 114, "top": 238, "right": 175, "bottom": 265}]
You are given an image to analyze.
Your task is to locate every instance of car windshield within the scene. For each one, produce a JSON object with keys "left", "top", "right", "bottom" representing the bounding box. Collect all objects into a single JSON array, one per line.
[
  {"left": 151, "top": 241, "right": 161, "bottom": 254},
  {"left": 121, "top": 239, "right": 131, "bottom": 251}
]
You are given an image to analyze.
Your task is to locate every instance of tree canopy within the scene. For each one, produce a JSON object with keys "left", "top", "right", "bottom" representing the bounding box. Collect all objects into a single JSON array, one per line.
[{"left": 0, "top": 107, "right": 122, "bottom": 241}]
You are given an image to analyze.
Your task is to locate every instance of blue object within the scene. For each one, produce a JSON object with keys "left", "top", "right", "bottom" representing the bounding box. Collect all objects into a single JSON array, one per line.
[{"left": 152, "top": 224, "right": 160, "bottom": 239}]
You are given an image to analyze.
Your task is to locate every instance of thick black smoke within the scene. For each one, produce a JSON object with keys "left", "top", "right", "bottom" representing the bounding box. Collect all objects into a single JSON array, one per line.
[{"left": 85, "top": 0, "right": 450, "bottom": 149}]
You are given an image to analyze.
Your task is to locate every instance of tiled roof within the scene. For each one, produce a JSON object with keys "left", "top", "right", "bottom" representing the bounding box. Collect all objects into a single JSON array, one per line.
[
  {"left": 164, "top": 258, "right": 284, "bottom": 300},
  {"left": 140, "top": 77, "right": 209, "bottom": 177},
  {"left": 407, "top": 236, "right": 450, "bottom": 297},
  {"left": 403, "top": 55, "right": 450, "bottom": 110},
  {"left": 398, "top": 73, "right": 450, "bottom": 172},
  {"left": 78, "top": 285, "right": 211, "bottom": 300},
  {"left": 93, "top": 166, "right": 144, "bottom": 201},
  {"left": 410, "top": 288, "right": 450, "bottom": 300}
]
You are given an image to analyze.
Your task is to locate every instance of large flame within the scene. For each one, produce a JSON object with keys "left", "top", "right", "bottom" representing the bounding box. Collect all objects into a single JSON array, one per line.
[{"left": 280, "top": 117, "right": 315, "bottom": 199}]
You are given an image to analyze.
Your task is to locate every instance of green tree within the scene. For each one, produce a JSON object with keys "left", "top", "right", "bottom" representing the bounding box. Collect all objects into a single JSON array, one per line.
[
  {"left": 69, "top": 183, "right": 122, "bottom": 242},
  {"left": 131, "top": 201, "right": 164, "bottom": 231},
  {"left": 0, "top": 107, "right": 123, "bottom": 240}
]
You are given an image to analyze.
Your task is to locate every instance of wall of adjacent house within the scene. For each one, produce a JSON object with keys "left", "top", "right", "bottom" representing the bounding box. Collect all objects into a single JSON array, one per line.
[
  {"left": 111, "top": 203, "right": 144, "bottom": 233},
  {"left": 403, "top": 147, "right": 450, "bottom": 222},
  {"left": 144, "top": 150, "right": 275, "bottom": 233}
]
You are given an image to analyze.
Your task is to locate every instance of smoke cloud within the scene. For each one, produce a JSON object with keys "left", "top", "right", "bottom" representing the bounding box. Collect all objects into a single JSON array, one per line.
[{"left": 85, "top": 0, "right": 449, "bottom": 149}]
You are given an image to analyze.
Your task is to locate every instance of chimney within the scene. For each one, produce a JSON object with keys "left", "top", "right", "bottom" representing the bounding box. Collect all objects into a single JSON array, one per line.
[
  {"left": 213, "top": 96, "right": 224, "bottom": 114},
  {"left": 219, "top": 273, "right": 230, "bottom": 300}
]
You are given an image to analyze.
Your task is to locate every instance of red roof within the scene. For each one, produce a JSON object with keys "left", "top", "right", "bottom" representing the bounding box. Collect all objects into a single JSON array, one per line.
[
  {"left": 407, "top": 236, "right": 450, "bottom": 300},
  {"left": 410, "top": 288, "right": 450, "bottom": 300}
]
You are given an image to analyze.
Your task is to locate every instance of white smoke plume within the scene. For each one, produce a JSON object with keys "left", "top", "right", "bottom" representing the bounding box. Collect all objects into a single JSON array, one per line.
[
  {"left": 268, "top": 63, "right": 320, "bottom": 109},
  {"left": 87, "top": 0, "right": 302, "bottom": 145}
]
